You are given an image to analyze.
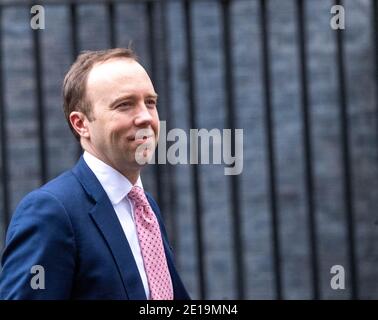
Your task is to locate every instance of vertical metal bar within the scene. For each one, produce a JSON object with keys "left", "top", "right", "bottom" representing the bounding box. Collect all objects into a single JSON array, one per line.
[
  {"left": 69, "top": 3, "right": 79, "bottom": 72},
  {"left": 334, "top": 0, "right": 358, "bottom": 300},
  {"left": 31, "top": 7, "right": 47, "bottom": 184},
  {"left": 146, "top": 1, "right": 164, "bottom": 217},
  {"left": 69, "top": 3, "right": 82, "bottom": 159},
  {"left": 107, "top": 1, "right": 116, "bottom": 48},
  {"left": 160, "top": 0, "right": 178, "bottom": 251},
  {"left": 184, "top": 0, "right": 206, "bottom": 300},
  {"left": 221, "top": 0, "right": 245, "bottom": 300},
  {"left": 0, "top": 7, "right": 10, "bottom": 229},
  {"left": 373, "top": 0, "right": 378, "bottom": 171},
  {"left": 259, "top": 0, "right": 282, "bottom": 300},
  {"left": 296, "top": 0, "right": 320, "bottom": 299}
]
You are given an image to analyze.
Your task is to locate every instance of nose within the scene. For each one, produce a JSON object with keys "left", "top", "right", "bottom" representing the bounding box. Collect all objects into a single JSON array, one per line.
[{"left": 134, "top": 103, "right": 153, "bottom": 127}]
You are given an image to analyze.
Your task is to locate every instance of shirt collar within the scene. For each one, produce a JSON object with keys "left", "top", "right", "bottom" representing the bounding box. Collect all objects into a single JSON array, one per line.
[{"left": 83, "top": 151, "right": 143, "bottom": 205}]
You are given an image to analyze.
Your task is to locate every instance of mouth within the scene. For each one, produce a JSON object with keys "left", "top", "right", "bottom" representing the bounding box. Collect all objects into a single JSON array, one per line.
[{"left": 127, "top": 134, "right": 154, "bottom": 143}]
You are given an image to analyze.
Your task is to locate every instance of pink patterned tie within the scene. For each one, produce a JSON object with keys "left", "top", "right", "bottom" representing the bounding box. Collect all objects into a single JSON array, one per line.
[{"left": 128, "top": 186, "right": 174, "bottom": 300}]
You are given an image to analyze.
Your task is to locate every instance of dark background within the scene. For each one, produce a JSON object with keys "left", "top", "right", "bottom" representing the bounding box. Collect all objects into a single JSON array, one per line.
[{"left": 0, "top": 0, "right": 378, "bottom": 299}]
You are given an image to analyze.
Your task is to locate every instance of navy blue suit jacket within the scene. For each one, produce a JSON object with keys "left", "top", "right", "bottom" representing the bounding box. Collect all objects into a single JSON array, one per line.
[{"left": 0, "top": 157, "right": 190, "bottom": 300}]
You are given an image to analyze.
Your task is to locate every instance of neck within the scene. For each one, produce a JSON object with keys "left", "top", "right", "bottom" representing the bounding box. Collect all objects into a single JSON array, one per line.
[
  {"left": 121, "top": 169, "right": 140, "bottom": 185},
  {"left": 83, "top": 144, "right": 141, "bottom": 185}
]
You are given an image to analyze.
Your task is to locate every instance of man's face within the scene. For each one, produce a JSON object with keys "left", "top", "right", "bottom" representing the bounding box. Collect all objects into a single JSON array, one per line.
[{"left": 84, "top": 58, "right": 160, "bottom": 171}]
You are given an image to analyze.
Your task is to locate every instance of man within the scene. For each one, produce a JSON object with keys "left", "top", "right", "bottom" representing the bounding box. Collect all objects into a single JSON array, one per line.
[{"left": 0, "top": 48, "right": 190, "bottom": 300}]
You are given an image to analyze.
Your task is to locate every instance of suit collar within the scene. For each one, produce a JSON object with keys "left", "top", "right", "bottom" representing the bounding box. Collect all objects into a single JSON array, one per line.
[
  {"left": 71, "top": 156, "right": 108, "bottom": 203},
  {"left": 82, "top": 151, "right": 143, "bottom": 205}
]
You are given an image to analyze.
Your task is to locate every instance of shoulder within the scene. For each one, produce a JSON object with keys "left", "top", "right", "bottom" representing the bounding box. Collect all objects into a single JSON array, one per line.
[
  {"left": 7, "top": 189, "right": 72, "bottom": 243},
  {"left": 16, "top": 167, "right": 87, "bottom": 213},
  {"left": 8, "top": 169, "right": 82, "bottom": 235},
  {"left": 0, "top": 174, "right": 78, "bottom": 299},
  {"left": 40, "top": 169, "right": 83, "bottom": 200}
]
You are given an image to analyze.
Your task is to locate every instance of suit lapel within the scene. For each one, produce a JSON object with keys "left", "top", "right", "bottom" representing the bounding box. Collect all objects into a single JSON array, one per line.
[
  {"left": 72, "top": 157, "right": 147, "bottom": 300},
  {"left": 89, "top": 197, "right": 146, "bottom": 300}
]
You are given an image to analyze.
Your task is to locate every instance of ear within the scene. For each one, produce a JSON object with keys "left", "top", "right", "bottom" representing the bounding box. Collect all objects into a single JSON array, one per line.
[{"left": 69, "top": 111, "right": 91, "bottom": 139}]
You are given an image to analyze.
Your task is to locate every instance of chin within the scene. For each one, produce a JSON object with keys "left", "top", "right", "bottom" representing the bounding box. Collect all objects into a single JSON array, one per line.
[{"left": 134, "top": 145, "right": 155, "bottom": 165}]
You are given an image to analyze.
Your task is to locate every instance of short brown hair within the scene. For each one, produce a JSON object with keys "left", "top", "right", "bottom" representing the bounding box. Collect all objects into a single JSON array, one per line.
[{"left": 63, "top": 48, "right": 137, "bottom": 140}]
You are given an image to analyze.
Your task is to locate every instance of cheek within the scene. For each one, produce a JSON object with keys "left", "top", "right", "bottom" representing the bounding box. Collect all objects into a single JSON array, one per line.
[
  {"left": 88, "top": 121, "right": 103, "bottom": 141},
  {"left": 111, "top": 123, "right": 134, "bottom": 147},
  {"left": 107, "top": 115, "right": 130, "bottom": 136},
  {"left": 109, "top": 126, "right": 127, "bottom": 146}
]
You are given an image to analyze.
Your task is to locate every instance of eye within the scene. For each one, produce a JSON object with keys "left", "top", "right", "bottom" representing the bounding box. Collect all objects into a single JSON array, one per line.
[
  {"left": 116, "top": 101, "right": 133, "bottom": 109},
  {"left": 146, "top": 99, "right": 157, "bottom": 108}
]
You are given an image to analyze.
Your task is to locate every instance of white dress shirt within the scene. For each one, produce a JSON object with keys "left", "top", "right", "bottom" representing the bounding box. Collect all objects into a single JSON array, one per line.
[{"left": 83, "top": 151, "right": 150, "bottom": 299}]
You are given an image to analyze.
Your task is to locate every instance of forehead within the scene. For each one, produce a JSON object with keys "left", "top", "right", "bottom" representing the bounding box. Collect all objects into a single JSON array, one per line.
[{"left": 86, "top": 58, "right": 155, "bottom": 103}]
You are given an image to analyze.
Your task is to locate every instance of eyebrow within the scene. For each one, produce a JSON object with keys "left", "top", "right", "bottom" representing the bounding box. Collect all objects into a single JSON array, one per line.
[{"left": 110, "top": 93, "right": 158, "bottom": 108}]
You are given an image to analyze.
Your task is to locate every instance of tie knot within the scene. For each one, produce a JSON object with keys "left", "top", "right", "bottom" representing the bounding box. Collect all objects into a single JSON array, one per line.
[{"left": 128, "top": 186, "right": 149, "bottom": 207}]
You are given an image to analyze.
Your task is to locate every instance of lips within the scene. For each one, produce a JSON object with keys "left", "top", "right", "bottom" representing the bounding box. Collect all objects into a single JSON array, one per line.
[
  {"left": 128, "top": 134, "right": 154, "bottom": 145},
  {"left": 135, "top": 135, "right": 153, "bottom": 142},
  {"left": 127, "top": 134, "right": 151, "bottom": 140},
  {"left": 127, "top": 134, "right": 154, "bottom": 141},
  {"left": 127, "top": 128, "right": 156, "bottom": 146}
]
